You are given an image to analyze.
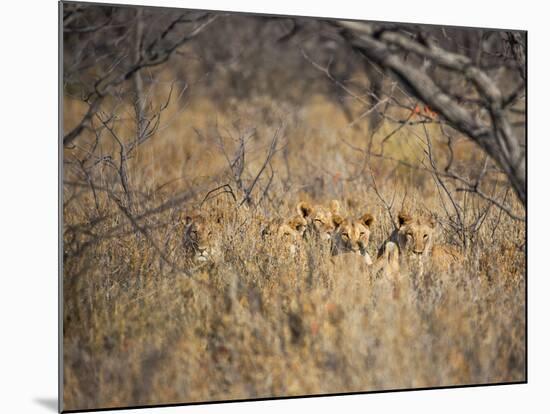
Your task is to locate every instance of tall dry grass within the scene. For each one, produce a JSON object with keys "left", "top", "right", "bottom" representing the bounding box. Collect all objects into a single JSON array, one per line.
[{"left": 63, "top": 88, "right": 525, "bottom": 410}]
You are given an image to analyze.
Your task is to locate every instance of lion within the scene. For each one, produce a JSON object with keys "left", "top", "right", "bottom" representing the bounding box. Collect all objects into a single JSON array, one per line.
[
  {"left": 377, "top": 211, "right": 462, "bottom": 273},
  {"left": 182, "top": 212, "right": 220, "bottom": 262},
  {"left": 261, "top": 213, "right": 307, "bottom": 256},
  {"left": 330, "top": 212, "right": 375, "bottom": 265},
  {"left": 297, "top": 199, "right": 342, "bottom": 242}
]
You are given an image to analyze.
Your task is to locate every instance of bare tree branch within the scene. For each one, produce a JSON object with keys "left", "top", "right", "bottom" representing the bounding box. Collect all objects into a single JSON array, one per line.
[
  {"left": 63, "top": 13, "right": 219, "bottom": 147},
  {"left": 335, "top": 21, "right": 526, "bottom": 206}
]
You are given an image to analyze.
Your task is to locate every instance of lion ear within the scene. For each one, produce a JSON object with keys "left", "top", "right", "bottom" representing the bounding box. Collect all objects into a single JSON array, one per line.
[
  {"left": 329, "top": 199, "right": 340, "bottom": 214},
  {"left": 360, "top": 213, "right": 375, "bottom": 227},
  {"left": 398, "top": 212, "right": 412, "bottom": 227},
  {"left": 332, "top": 214, "right": 344, "bottom": 227},
  {"left": 428, "top": 216, "right": 437, "bottom": 229},
  {"left": 297, "top": 201, "right": 313, "bottom": 218},
  {"left": 184, "top": 214, "right": 193, "bottom": 226}
]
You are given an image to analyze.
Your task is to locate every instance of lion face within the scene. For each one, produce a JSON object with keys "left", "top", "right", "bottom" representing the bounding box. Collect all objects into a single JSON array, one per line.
[
  {"left": 280, "top": 215, "right": 308, "bottom": 239},
  {"left": 297, "top": 200, "right": 341, "bottom": 241},
  {"left": 183, "top": 213, "right": 215, "bottom": 262},
  {"left": 279, "top": 215, "right": 307, "bottom": 255},
  {"left": 262, "top": 214, "right": 308, "bottom": 255},
  {"left": 396, "top": 212, "right": 436, "bottom": 257},
  {"left": 332, "top": 213, "right": 374, "bottom": 261}
]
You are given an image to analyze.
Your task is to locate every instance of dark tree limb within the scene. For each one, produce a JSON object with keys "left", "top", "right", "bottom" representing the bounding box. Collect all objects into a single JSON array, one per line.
[{"left": 335, "top": 21, "right": 526, "bottom": 206}]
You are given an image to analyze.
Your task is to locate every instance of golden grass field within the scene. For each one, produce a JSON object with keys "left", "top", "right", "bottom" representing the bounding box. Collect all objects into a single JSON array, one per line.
[{"left": 62, "top": 81, "right": 526, "bottom": 410}]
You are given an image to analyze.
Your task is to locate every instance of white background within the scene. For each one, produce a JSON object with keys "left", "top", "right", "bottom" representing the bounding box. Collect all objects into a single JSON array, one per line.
[{"left": 0, "top": 0, "right": 546, "bottom": 412}]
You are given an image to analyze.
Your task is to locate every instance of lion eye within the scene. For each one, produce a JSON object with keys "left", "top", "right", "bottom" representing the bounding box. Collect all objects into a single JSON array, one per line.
[
  {"left": 406, "top": 233, "right": 413, "bottom": 238},
  {"left": 314, "top": 218, "right": 323, "bottom": 224},
  {"left": 342, "top": 233, "right": 349, "bottom": 239},
  {"left": 423, "top": 234, "right": 428, "bottom": 239},
  {"left": 359, "top": 232, "right": 366, "bottom": 237}
]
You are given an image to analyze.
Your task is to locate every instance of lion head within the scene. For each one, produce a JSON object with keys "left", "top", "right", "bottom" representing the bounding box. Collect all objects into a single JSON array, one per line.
[
  {"left": 280, "top": 214, "right": 308, "bottom": 238},
  {"left": 183, "top": 212, "right": 216, "bottom": 262},
  {"left": 331, "top": 213, "right": 375, "bottom": 263},
  {"left": 261, "top": 213, "right": 308, "bottom": 255},
  {"left": 297, "top": 200, "right": 341, "bottom": 241},
  {"left": 395, "top": 212, "right": 436, "bottom": 257}
]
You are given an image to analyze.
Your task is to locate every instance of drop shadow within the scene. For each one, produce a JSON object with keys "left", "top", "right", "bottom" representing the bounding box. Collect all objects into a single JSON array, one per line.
[{"left": 34, "top": 397, "right": 58, "bottom": 412}]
